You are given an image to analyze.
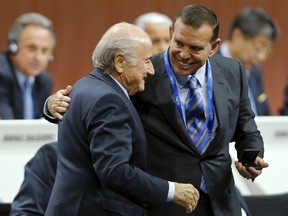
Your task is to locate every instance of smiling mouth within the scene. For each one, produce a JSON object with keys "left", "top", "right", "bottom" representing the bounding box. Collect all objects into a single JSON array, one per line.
[{"left": 178, "top": 60, "right": 192, "bottom": 67}]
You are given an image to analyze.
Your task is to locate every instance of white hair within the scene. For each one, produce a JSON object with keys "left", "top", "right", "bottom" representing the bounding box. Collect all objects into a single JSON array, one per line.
[
  {"left": 91, "top": 22, "right": 150, "bottom": 74},
  {"left": 134, "top": 12, "right": 172, "bottom": 30}
]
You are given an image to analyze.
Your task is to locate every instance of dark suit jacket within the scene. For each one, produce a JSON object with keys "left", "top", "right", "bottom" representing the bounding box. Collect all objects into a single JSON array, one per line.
[
  {"left": 0, "top": 52, "right": 53, "bottom": 119},
  {"left": 279, "top": 83, "right": 288, "bottom": 115},
  {"left": 133, "top": 53, "right": 264, "bottom": 216},
  {"left": 10, "top": 142, "right": 57, "bottom": 216},
  {"left": 45, "top": 69, "right": 169, "bottom": 216},
  {"left": 217, "top": 49, "right": 270, "bottom": 116}
]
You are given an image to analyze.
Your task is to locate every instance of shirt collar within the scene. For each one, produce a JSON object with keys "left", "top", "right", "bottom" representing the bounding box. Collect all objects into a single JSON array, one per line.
[
  {"left": 109, "top": 75, "right": 130, "bottom": 99},
  {"left": 220, "top": 41, "right": 232, "bottom": 58},
  {"left": 221, "top": 41, "right": 250, "bottom": 74},
  {"left": 15, "top": 70, "right": 35, "bottom": 89}
]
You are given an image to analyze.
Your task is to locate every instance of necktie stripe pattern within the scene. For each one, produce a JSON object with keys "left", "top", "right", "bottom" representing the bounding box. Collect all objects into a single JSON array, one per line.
[
  {"left": 185, "top": 76, "right": 210, "bottom": 155},
  {"left": 200, "top": 175, "right": 207, "bottom": 193},
  {"left": 185, "top": 76, "right": 209, "bottom": 193}
]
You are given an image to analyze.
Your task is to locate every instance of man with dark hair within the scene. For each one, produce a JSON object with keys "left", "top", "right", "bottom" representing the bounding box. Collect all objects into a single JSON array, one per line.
[
  {"left": 218, "top": 7, "right": 278, "bottom": 116},
  {"left": 132, "top": 5, "right": 268, "bottom": 215}
]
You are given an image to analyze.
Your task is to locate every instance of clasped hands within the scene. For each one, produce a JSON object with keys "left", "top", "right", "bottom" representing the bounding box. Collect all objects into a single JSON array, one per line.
[{"left": 172, "top": 182, "right": 200, "bottom": 214}]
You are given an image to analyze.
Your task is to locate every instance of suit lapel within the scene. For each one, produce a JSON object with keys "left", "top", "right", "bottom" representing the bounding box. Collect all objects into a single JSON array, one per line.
[
  {"left": 90, "top": 68, "right": 146, "bottom": 145},
  {"left": 209, "top": 58, "right": 229, "bottom": 145},
  {"left": 90, "top": 68, "right": 141, "bottom": 119}
]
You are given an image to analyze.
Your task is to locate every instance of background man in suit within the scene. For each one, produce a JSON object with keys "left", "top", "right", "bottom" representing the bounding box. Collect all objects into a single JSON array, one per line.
[
  {"left": 45, "top": 22, "right": 199, "bottom": 216},
  {"left": 218, "top": 7, "right": 278, "bottom": 116},
  {"left": 45, "top": 4, "right": 269, "bottom": 216},
  {"left": 279, "top": 82, "right": 288, "bottom": 115},
  {"left": 134, "top": 12, "right": 172, "bottom": 55},
  {"left": 0, "top": 12, "right": 55, "bottom": 119}
]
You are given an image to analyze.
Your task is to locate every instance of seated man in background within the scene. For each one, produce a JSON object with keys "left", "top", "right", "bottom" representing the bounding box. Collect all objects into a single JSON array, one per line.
[
  {"left": 0, "top": 12, "right": 56, "bottom": 119},
  {"left": 218, "top": 7, "right": 278, "bottom": 115},
  {"left": 134, "top": 12, "right": 172, "bottom": 55}
]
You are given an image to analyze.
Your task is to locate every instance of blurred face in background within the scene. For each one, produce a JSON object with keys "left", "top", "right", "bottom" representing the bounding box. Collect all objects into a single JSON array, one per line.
[
  {"left": 229, "top": 29, "right": 273, "bottom": 71},
  {"left": 11, "top": 25, "right": 54, "bottom": 77},
  {"left": 144, "top": 23, "right": 170, "bottom": 55}
]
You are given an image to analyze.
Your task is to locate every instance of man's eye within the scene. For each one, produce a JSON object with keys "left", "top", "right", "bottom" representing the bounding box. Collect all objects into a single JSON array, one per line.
[{"left": 175, "top": 41, "right": 182, "bottom": 46}]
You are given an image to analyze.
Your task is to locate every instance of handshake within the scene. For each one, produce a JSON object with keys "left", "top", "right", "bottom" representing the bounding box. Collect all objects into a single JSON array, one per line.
[{"left": 172, "top": 182, "right": 200, "bottom": 214}]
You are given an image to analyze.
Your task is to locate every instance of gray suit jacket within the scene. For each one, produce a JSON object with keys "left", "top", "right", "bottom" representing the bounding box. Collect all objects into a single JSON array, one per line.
[
  {"left": 45, "top": 69, "right": 169, "bottom": 216},
  {"left": 0, "top": 52, "right": 53, "bottom": 119},
  {"left": 133, "top": 53, "right": 264, "bottom": 216}
]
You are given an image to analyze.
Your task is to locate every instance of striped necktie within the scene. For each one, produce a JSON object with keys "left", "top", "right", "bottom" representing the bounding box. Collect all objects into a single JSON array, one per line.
[
  {"left": 185, "top": 76, "right": 210, "bottom": 154},
  {"left": 185, "top": 76, "right": 210, "bottom": 193},
  {"left": 22, "top": 79, "right": 34, "bottom": 119}
]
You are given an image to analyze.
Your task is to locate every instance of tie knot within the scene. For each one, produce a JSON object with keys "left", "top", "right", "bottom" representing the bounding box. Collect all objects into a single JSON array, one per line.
[
  {"left": 187, "top": 76, "right": 200, "bottom": 89},
  {"left": 23, "top": 78, "right": 33, "bottom": 88}
]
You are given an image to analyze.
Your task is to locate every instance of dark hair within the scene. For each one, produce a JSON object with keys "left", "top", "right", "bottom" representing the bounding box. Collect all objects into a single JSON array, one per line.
[
  {"left": 229, "top": 7, "right": 278, "bottom": 41},
  {"left": 172, "top": 4, "right": 219, "bottom": 44}
]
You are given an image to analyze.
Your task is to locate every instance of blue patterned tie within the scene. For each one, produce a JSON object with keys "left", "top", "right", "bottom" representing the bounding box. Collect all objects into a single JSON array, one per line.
[
  {"left": 22, "top": 79, "right": 34, "bottom": 119},
  {"left": 185, "top": 76, "right": 210, "bottom": 154},
  {"left": 185, "top": 76, "right": 209, "bottom": 192}
]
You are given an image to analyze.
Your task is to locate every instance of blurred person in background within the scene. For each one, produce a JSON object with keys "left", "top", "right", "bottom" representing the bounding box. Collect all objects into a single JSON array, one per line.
[
  {"left": 218, "top": 7, "right": 278, "bottom": 116},
  {"left": 279, "top": 81, "right": 288, "bottom": 115},
  {"left": 134, "top": 12, "right": 172, "bottom": 55},
  {"left": 0, "top": 12, "right": 56, "bottom": 119}
]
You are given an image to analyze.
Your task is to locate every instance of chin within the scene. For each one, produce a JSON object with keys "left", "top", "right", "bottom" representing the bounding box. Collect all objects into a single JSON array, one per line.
[{"left": 27, "top": 68, "right": 43, "bottom": 76}]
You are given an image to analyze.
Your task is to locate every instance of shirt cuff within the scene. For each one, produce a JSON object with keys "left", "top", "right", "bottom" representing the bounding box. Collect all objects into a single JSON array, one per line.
[
  {"left": 166, "top": 181, "right": 175, "bottom": 202},
  {"left": 42, "top": 96, "right": 58, "bottom": 123}
]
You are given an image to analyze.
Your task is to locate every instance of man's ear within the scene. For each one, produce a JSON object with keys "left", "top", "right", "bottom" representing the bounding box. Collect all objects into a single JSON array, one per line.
[
  {"left": 209, "top": 38, "right": 221, "bottom": 57},
  {"left": 114, "top": 53, "right": 124, "bottom": 73},
  {"left": 169, "top": 26, "right": 173, "bottom": 40}
]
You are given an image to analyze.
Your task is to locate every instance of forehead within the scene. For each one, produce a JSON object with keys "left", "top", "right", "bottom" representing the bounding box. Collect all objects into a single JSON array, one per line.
[
  {"left": 144, "top": 23, "right": 169, "bottom": 35},
  {"left": 250, "top": 34, "right": 274, "bottom": 44},
  {"left": 20, "top": 25, "right": 53, "bottom": 43},
  {"left": 172, "top": 19, "right": 213, "bottom": 44},
  {"left": 133, "top": 38, "right": 152, "bottom": 58}
]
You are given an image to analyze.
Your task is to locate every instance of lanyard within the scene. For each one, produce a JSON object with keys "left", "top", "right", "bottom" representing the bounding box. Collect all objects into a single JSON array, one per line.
[{"left": 164, "top": 50, "right": 215, "bottom": 137}]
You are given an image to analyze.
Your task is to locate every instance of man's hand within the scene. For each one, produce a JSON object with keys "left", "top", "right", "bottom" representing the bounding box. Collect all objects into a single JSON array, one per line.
[
  {"left": 235, "top": 156, "right": 269, "bottom": 180},
  {"left": 47, "top": 85, "right": 72, "bottom": 120},
  {"left": 172, "top": 182, "right": 200, "bottom": 214}
]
